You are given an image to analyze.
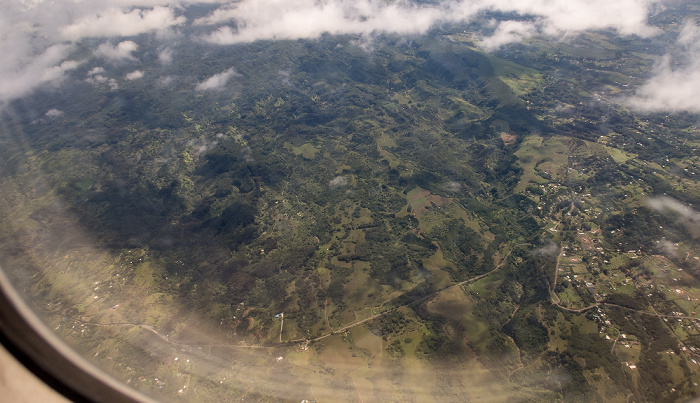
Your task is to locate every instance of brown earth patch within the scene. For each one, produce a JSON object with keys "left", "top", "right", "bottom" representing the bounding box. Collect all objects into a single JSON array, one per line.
[{"left": 500, "top": 133, "right": 517, "bottom": 145}]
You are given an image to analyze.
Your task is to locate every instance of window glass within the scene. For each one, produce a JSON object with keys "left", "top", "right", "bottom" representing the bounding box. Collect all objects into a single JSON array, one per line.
[{"left": 1, "top": 1, "right": 700, "bottom": 401}]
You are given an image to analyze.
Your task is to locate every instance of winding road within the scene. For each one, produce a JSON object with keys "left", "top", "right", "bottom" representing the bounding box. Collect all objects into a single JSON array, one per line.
[{"left": 292, "top": 244, "right": 522, "bottom": 344}]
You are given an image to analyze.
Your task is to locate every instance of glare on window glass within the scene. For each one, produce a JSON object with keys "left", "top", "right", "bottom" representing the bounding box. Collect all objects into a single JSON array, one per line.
[{"left": 1, "top": 1, "right": 700, "bottom": 401}]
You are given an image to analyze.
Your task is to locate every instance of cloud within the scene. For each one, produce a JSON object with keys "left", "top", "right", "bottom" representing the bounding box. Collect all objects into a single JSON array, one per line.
[
  {"left": 0, "top": 2, "right": 186, "bottom": 106},
  {"left": 198, "top": 0, "right": 660, "bottom": 46},
  {"left": 443, "top": 181, "right": 462, "bottom": 192},
  {"left": 647, "top": 196, "right": 700, "bottom": 239},
  {"left": 531, "top": 240, "right": 560, "bottom": 256},
  {"left": 200, "top": 0, "right": 451, "bottom": 44},
  {"left": 193, "top": 4, "right": 240, "bottom": 26},
  {"left": 655, "top": 239, "right": 678, "bottom": 258},
  {"left": 85, "top": 69, "right": 119, "bottom": 90},
  {"left": 0, "top": 43, "right": 79, "bottom": 104},
  {"left": 195, "top": 68, "right": 237, "bottom": 91},
  {"left": 625, "top": 21, "right": 700, "bottom": 113},
  {"left": 478, "top": 0, "right": 660, "bottom": 37},
  {"left": 125, "top": 70, "right": 144, "bottom": 80},
  {"left": 95, "top": 40, "right": 138, "bottom": 62},
  {"left": 0, "top": 0, "right": 674, "bottom": 108},
  {"left": 45, "top": 108, "right": 64, "bottom": 118},
  {"left": 479, "top": 20, "right": 538, "bottom": 51},
  {"left": 88, "top": 67, "right": 106, "bottom": 76},
  {"left": 61, "top": 6, "right": 186, "bottom": 41},
  {"left": 158, "top": 47, "right": 173, "bottom": 64},
  {"left": 329, "top": 176, "right": 348, "bottom": 187},
  {"left": 157, "top": 75, "right": 176, "bottom": 88}
]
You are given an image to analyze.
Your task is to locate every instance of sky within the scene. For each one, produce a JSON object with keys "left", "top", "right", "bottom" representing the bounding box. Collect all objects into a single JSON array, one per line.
[{"left": 0, "top": 0, "right": 698, "bottom": 112}]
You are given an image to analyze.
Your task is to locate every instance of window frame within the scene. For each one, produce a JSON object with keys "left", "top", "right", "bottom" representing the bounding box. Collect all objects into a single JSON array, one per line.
[{"left": 0, "top": 266, "right": 155, "bottom": 403}]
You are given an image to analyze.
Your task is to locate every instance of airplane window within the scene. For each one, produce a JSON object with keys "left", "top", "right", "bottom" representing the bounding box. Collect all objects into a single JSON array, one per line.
[{"left": 1, "top": 1, "right": 700, "bottom": 401}]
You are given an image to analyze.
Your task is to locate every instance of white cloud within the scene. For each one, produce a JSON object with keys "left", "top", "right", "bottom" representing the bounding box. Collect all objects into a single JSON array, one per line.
[
  {"left": 647, "top": 196, "right": 700, "bottom": 239},
  {"left": 531, "top": 240, "right": 560, "bottom": 256},
  {"left": 201, "top": 0, "right": 447, "bottom": 44},
  {"left": 677, "top": 20, "right": 700, "bottom": 46},
  {"left": 95, "top": 40, "right": 138, "bottom": 62},
  {"left": 625, "top": 21, "right": 700, "bottom": 113},
  {"left": 61, "top": 6, "right": 186, "bottom": 41},
  {"left": 0, "top": 2, "right": 187, "bottom": 106},
  {"left": 0, "top": 43, "right": 79, "bottom": 104},
  {"left": 193, "top": 4, "right": 240, "bottom": 26},
  {"left": 195, "top": 68, "right": 237, "bottom": 91},
  {"left": 158, "top": 47, "right": 173, "bottom": 64},
  {"left": 478, "top": 0, "right": 660, "bottom": 38},
  {"left": 45, "top": 108, "right": 64, "bottom": 118},
  {"left": 88, "top": 66, "right": 106, "bottom": 76},
  {"left": 85, "top": 72, "right": 119, "bottom": 91},
  {"left": 0, "top": 0, "right": 678, "bottom": 108},
  {"left": 329, "top": 176, "right": 348, "bottom": 187},
  {"left": 157, "top": 75, "right": 176, "bottom": 88},
  {"left": 479, "top": 20, "right": 538, "bottom": 51},
  {"left": 443, "top": 181, "right": 462, "bottom": 192},
  {"left": 125, "top": 70, "right": 144, "bottom": 80},
  {"left": 198, "top": 0, "right": 660, "bottom": 45},
  {"left": 655, "top": 239, "right": 678, "bottom": 258}
]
